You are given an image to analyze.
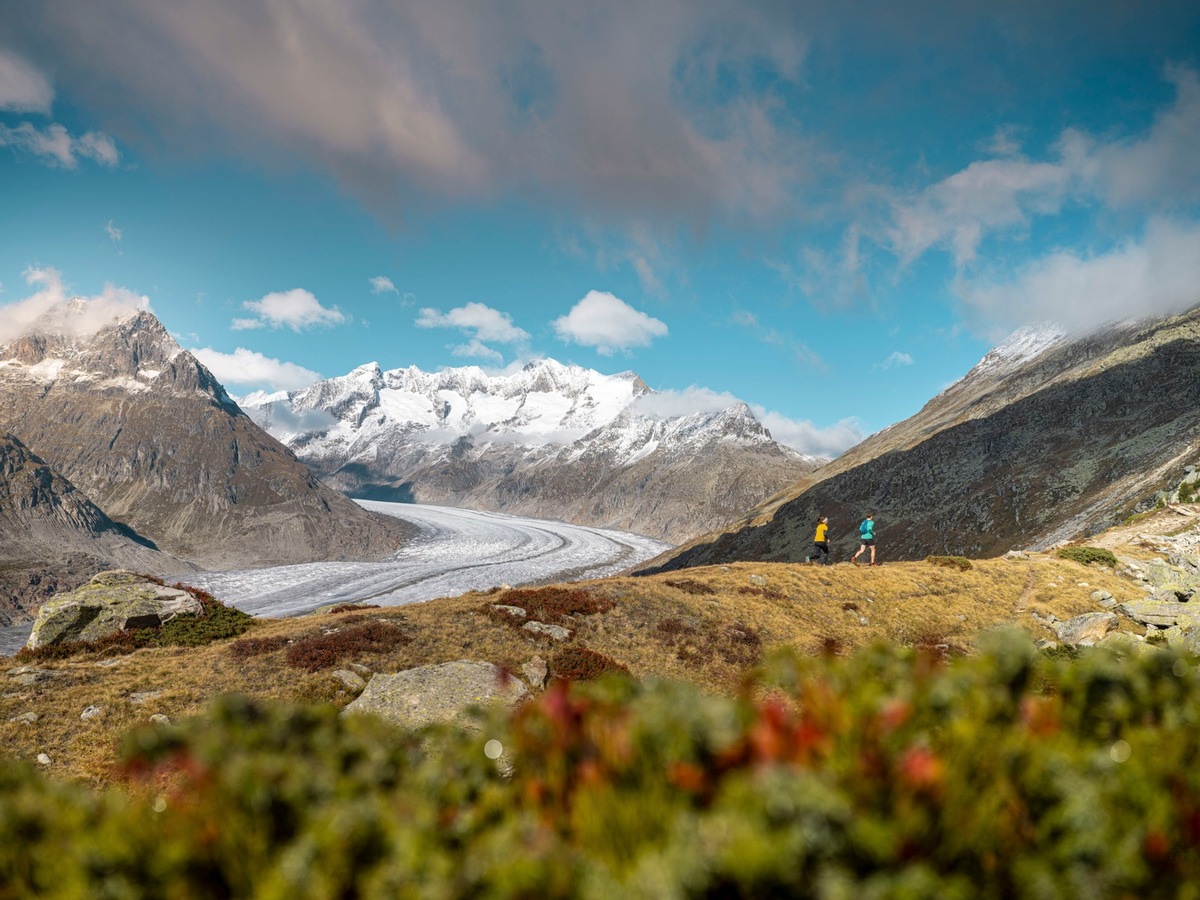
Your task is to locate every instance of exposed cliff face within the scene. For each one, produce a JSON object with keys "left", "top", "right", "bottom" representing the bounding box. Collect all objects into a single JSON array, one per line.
[
  {"left": 0, "top": 433, "right": 178, "bottom": 624},
  {"left": 0, "top": 306, "right": 412, "bottom": 570},
  {"left": 242, "top": 360, "right": 821, "bottom": 544},
  {"left": 639, "top": 306, "right": 1200, "bottom": 573}
]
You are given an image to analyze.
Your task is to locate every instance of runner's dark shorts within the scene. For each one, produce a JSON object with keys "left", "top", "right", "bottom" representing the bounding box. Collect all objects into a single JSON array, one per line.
[{"left": 860, "top": 538, "right": 875, "bottom": 546}]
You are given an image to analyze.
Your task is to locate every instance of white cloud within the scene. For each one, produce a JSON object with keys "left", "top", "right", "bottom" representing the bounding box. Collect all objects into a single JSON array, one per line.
[
  {"left": 451, "top": 338, "right": 504, "bottom": 365},
  {"left": 0, "top": 266, "right": 151, "bottom": 344},
  {"left": 417, "top": 301, "right": 528, "bottom": 343},
  {"left": 1085, "top": 65, "right": 1200, "bottom": 208},
  {"left": 0, "top": 122, "right": 119, "bottom": 168},
  {"left": 0, "top": 49, "right": 53, "bottom": 112},
  {"left": 634, "top": 386, "right": 743, "bottom": 418},
  {"left": 105, "top": 220, "right": 122, "bottom": 242},
  {"left": 887, "top": 156, "right": 1071, "bottom": 267},
  {"left": 553, "top": 290, "right": 668, "bottom": 355},
  {"left": 235, "top": 288, "right": 346, "bottom": 331},
  {"left": 190, "top": 346, "right": 321, "bottom": 391},
  {"left": 751, "top": 407, "right": 865, "bottom": 458},
  {"left": 369, "top": 275, "right": 397, "bottom": 294},
  {"left": 880, "top": 351, "right": 913, "bottom": 369},
  {"left": 957, "top": 217, "right": 1200, "bottom": 335}
]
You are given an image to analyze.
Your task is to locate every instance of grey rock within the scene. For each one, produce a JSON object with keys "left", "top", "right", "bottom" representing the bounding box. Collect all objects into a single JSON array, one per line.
[
  {"left": 521, "top": 656, "right": 549, "bottom": 689},
  {"left": 522, "top": 620, "right": 571, "bottom": 641},
  {"left": 1098, "top": 597, "right": 1118, "bottom": 609},
  {"left": 348, "top": 663, "right": 373, "bottom": 677},
  {"left": 1098, "top": 631, "right": 1146, "bottom": 654},
  {"left": 1035, "top": 639, "right": 1058, "bottom": 650},
  {"left": 26, "top": 571, "right": 203, "bottom": 650},
  {"left": 1091, "top": 590, "right": 1114, "bottom": 603},
  {"left": 36, "top": 753, "right": 51, "bottom": 766},
  {"left": 748, "top": 574, "right": 767, "bottom": 587},
  {"left": 1053, "top": 612, "right": 1119, "bottom": 646},
  {"left": 9, "top": 711, "right": 38, "bottom": 724},
  {"left": 149, "top": 714, "right": 170, "bottom": 725},
  {"left": 80, "top": 705, "right": 102, "bottom": 721},
  {"left": 491, "top": 604, "right": 528, "bottom": 618},
  {"left": 341, "top": 660, "right": 528, "bottom": 731},
  {"left": 1116, "top": 600, "right": 1200, "bottom": 628},
  {"left": 1005, "top": 550, "right": 1030, "bottom": 560},
  {"left": 332, "top": 669, "right": 367, "bottom": 693},
  {"left": 6, "top": 666, "right": 64, "bottom": 686}
]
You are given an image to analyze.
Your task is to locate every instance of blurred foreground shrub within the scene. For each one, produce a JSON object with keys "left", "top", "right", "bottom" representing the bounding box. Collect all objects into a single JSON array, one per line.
[{"left": 4, "top": 630, "right": 1200, "bottom": 896}]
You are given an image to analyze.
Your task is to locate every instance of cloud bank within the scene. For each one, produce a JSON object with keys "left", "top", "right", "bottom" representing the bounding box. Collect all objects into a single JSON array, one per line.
[
  {"left": 190, "top": 346, "right": 321, "bottom": 391},
  {"left": 0, "top": 266, "right": 150, "bottom": 344}
]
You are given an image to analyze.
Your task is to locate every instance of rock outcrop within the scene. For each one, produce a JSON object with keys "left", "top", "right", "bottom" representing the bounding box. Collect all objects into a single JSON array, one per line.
[
  {"left": 25, "top": 571, "right": 203, "bottom": 650},
  {"left": 340, "top": 660, "right": 528, "bottom": 730},
  {"left": 0, "top": 433, "right": 180, "bottom": 624},
  {"left": 641, "top": 306, "right": 1200, "bottom": 572}
]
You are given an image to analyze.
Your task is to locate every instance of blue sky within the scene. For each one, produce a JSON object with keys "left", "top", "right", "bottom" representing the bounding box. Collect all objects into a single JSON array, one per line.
[{"left": 2, "top": 1, "right": 1199, "bottom": 458}]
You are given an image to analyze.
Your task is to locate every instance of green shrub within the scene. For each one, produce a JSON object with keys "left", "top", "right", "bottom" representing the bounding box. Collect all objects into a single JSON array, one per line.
[
  {"left": 926, "top": 555, "right": 973, "bottom": 571},
  {"left": 1056, "top": 546, "right": 1118, "bottom": 567},
  {"left": 9, "top": 633, "right": 1200, "bottom": 895},
  {"left": 1180, "top": 481, "right": 1197, "bottom": 504}
]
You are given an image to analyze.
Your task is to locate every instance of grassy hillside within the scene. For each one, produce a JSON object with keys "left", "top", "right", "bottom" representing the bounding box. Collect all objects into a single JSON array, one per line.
[{"left": 1, "top": 551, "right": 1145, "bottom": 785}]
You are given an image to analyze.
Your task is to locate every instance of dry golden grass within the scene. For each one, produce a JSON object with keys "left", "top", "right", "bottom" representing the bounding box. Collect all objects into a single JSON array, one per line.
[{"left": 0, "top": 553, "right": 1142, "bottom": 785}]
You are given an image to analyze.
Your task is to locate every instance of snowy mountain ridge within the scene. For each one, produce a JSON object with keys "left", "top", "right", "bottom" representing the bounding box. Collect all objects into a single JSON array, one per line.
[{"left": 240, "top": 358, "right": 823, "bottom": 543}]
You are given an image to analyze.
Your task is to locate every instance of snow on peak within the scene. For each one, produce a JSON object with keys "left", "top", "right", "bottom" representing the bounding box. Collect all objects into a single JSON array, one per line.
[{"left": 973, "top": 323, "right": 1067, "bottom": 374}]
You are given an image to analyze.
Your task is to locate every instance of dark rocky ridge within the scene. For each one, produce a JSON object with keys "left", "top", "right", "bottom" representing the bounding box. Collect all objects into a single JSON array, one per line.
[
  {"left": 640, "top": 306, "right": 1200, "bottom": 573},
  {"left": 0, "top": 309, "right": 413, "bottom": 570},
  {"left": 0, "top": 433, "right": 178, "bottom": 624}
]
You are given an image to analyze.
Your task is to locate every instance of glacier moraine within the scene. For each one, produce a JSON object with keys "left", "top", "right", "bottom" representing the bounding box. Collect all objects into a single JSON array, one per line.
[{"left": 178, "top": 501, "right": 672, "bottom": 618}]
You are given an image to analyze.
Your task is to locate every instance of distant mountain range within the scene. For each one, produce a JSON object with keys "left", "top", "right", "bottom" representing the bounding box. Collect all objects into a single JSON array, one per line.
[
  {"left": 639, "top": 305, "right": 1200, "bottom": 573},
  {"left": 0, "top": 304, "right": 412, "bottom": 594},
  {"left": 241, "top": 359, "right": 822, "bottom": 543}
]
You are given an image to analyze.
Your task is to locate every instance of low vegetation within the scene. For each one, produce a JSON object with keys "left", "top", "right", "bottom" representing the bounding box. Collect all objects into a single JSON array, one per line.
[
  {"left": 4, "top": 633, "right": 1200, "bottom": 896},
  {"left": 925, "top": 555, "right": 973, "bottom": 571},
  {"left": 2, "top": 556, "right": 1145, "bottom": 785},
  {"left": 1056, "top": 546, "right": 1118, "bottom": 568}
]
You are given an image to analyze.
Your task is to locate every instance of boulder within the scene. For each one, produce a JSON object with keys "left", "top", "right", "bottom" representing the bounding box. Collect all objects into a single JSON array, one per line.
[
  {"left": 1116, "top": 600, "right": 1200, "bottom": 629},
  {"left": 521, "top": 656, "right": 549, "bottom": 689},
  {"left": 1166, "top": 626, "right": 1200, "bottom": 656},
  {"left": 332, "top": 669, "right": 367, "bottom": 693},
  {"left": 25, "top": 571, "right": 202, "bottom": 650},
  {"left": 341, "top": 660, "right": 528, "bottom": 731},
  {"left": 522, "top": 621, "right": 571, "bottom": 641},
  {"left": 1053, "top": 612, "right": 1118, "bottom": 646},
  {"left": 491, "top": 604, "right": 527, "bottom": 619}
]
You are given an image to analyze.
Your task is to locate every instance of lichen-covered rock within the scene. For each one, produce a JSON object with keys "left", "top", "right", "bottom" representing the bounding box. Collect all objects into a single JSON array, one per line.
[
  {"left": 1053, "top": 612, "right": 1118, "bottom": 646},
  {"left": 25, "top": 570, "right": 202, "bottom": 650},
  {"left": 1116, "top": 600, "right": 1200, "bottom": 629},
  {"left": 332, "top": 669, "right": 367, "bottom": 693},
  {"left": 341, "top": 660, "right": 528, "bottom": 731},
  {"left": 521, "top": 656, "right": 549, "bottom": 689},
  {"left": 522, "top": 620, "right": 571, "bottom": 641}
]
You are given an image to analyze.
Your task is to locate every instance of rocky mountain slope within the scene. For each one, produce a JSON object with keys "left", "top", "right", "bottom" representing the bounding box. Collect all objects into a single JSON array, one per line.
[
  {"left": 639, "top": 305, "right": 1200, "bottom": 572},
  {"left": 0, "top": 433, "right": 184, "bottom": 625},
  {"left": 242, "top": 359, "right": 821, "bottom": 543},
  {"left": 0, "top": 303, "right": 412, "bottom": 570}
]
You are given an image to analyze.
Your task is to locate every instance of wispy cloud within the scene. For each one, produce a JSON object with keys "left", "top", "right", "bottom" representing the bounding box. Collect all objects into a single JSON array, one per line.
[
  {"left": 553, "top": 290, "right": 668, "bottom": 356},
  {"left": 0, "top": 48, "right": 53, "bottom": 113},
  {"left": 233, "top": 288, "right": 346, "bottom": 331},
  {"left": 105, "top": 220, "right": 122, "bottom": 242},
  {"left": 880, "top": 351, "right": 913, "bottom": 369},
  {"left": 751, "top": 407, "right": 865, "bottom": 458},
  {"left": 0, "top": 122, "right": 119, "bottom": 168},
  {"left": 369, "top": 275, "right": 397, "bottom": 294},
  {"left": 190, "top": 346, "right": 321, "bottom": 391}
]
